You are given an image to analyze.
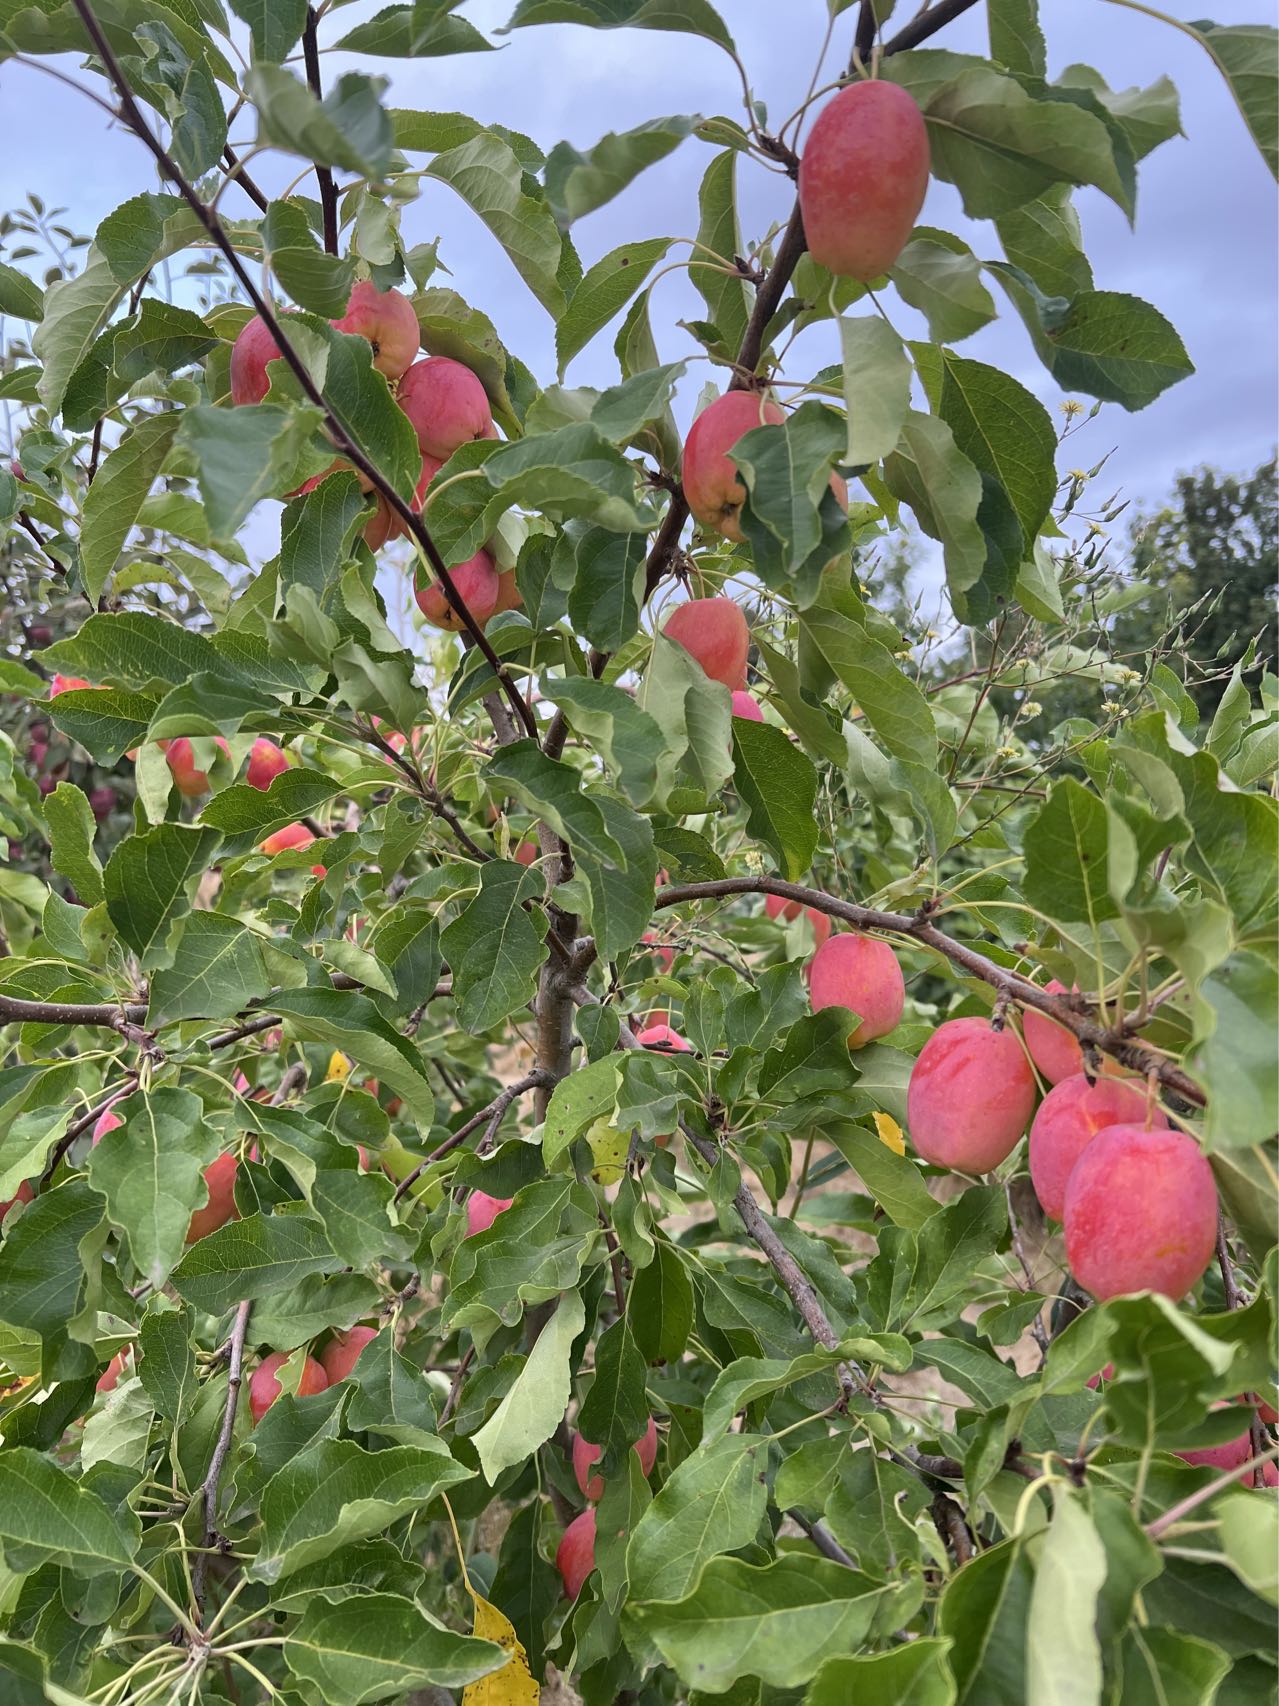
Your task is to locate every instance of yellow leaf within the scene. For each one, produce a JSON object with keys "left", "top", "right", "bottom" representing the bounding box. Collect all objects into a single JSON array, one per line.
[
  {"left": 324, "top": 1049, "right": 352, "bottom": 1083},
  {"left": 873, "top": 1111, "right": 905, "bottom": 1155},
  {"left": 461, "top": 1589, "right": 539, "bottom": 1704},
  {"left": 586, "top": 1116, "right": 628, "bottom": 1187}
]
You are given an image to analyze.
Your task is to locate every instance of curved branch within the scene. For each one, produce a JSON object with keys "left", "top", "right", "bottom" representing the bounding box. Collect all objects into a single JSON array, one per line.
[
  {"left": 652, "top": 875, "right": 1204, "bottom": 1104},
  {"left": 68, "top": 0, "right": 538, "bottom": 744}
]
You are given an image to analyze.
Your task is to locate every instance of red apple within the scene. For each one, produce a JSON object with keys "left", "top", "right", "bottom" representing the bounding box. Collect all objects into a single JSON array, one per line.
[
  {"left": 260, "top": 822, "right": 315, "bottom": 857},
  {"left": 248, "top": 1350, "right": 328, "bottom": 1425},
  {"left": 96, "top": 1348, "right": 131, "bottom": 1394},
  {"left": 730, "top": 690, "right": 764, "bottom": 721},
  {"left": 415, "top": 550, "right": 500, "bottom": 631},
  {"left": 385, "top": 453, "right": 444, "bottom": 542},
  {"left": 91, "top": 1105, "right": 124, "bottom": 1146},
  {"left": 1063, "top": 1124, "right": 1217, "bottom": 1302},
  {"left": 906, "top": 1017, "right": 1037, "bottom": 1173},
  {"left": 230, "top": 314, "right": 283, "bottom": 405},
  {"left": 682, "top": 391, "right": 784, "bottom": 541},
  {"left": 465, "top": 1191, "right": 513, "bottom": 1238},
  {"left": 491, "top": 568, "right": 522, "bottom": 617},
  {"left": 662, "top": 596, "right": 749, "bottom": 690},
  {"left": 332, "top": 281, "right": 420, "bottom": 381},
  {"left": 1028, "top": 1073, "right": 1168, "bottom": 1221},
  {"left": 164, "top": 736, "right": 228, "bottom": 799},
  {"left": 636, "top": 1023, "right": 691, "bottom": 1053},
  {"left": 555, "top": 1508, "right": 597, "bottom": 1598},
  {"left": 398, "top": 356, "right": 495, "bottom": 459},
  {"left": 246, "top": 738, "right": 291, "bottom": 791},
  {"left": 185, "top": 1150, "right": 240, "bottom": 1245},
  {"left": 572, "top": 1415, "right": 658, "bottom": 1501},
  {"left": 799, "top": 80, "right": 930, "bottom": 281},
  {"left": 319, "top": 1325, "right": 378, "bottom": 1385},
  {"left": 809, "top": 932, "right": 905, "bottom": 1048},
  {"left": 0, "top": 1179, "right": 33, "bottom": 1225},
  {"left": 49, "top": 674, "right": 90, "bottom": 698}
]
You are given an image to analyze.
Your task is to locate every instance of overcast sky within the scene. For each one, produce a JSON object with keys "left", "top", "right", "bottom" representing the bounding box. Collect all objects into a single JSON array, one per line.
[{"left": 1, "top": 0, "right": 1275, "bottom": 564}]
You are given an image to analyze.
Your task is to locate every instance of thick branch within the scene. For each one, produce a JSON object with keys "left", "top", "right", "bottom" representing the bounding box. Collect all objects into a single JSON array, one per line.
[
  {"left": 191, "top": 1298, "right": 252, "bottom": 1623},
  {"left": 882, "top": 0, "right": 982, "bottom": 55},
  {"left": 652, "top": 876, "right": 1204, "bottom": 1104},
  {"left": 69, "top": 0, "right": 537, "bottom": 743},
  {"left": 0, "top": 992, "right": 144, "bottom": 1028}
]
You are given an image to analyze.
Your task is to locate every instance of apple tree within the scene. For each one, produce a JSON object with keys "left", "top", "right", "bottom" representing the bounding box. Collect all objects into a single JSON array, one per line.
[{"left": 0, "top": 2, "right": 1275, "bottom": 1702}]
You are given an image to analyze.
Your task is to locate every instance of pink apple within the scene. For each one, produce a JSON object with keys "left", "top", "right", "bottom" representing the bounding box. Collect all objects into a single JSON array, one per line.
[
  {"left": 398, "top": 357, "right": 495, "bottom": 459},
  {"left": 332, "top": 281, "right": 420, "bottom": 381}
]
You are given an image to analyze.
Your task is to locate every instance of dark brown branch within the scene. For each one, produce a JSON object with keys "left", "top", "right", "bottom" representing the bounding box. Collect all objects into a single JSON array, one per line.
[
  {"left": 39, "top": 1080, "right": 137, "bottom": 1187},
  {"left": 221, "top": 144, "right": 270, "bottom": 216},
  {"left": 191, "top": 1298, "right": 252, "bottom": 1624},
  {"left": 392, "top": 1069, "right": 555, "bottom": 1202},
  {"left": 0, "top": 992, "right": 144, "bottom": 1029},
  {"left": 882, "top": 0, "right": 982, "bottom": 56},
  {"left": 652, "top": 876, "right": 1204, "bottom": 1105},
  {"left": 302, "top": 8, "right": 339, "bottom": 254},
  {"left": 789, "top": 1509, "right": 856, "bottom": 1566},
  {"left": 853, "top": 1, "right": 878, "bottom": 63},
  {"left": 932, "top": 1490, "right": 975, "bottom": 1565},
  {"left": 69, "top": 0, "right": 537, "bottom": 742}
]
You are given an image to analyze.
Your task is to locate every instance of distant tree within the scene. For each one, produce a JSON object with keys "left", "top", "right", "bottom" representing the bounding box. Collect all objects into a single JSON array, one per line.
[{"left": 1124, "top": 456, "right": 1277, "bottom": 713}]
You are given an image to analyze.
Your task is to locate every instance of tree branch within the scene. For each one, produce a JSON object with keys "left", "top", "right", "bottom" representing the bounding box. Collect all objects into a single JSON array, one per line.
[
  {"left": 392, "top": 1069, "right": 555, "bottom": 1202},
  {"left": 302, "top": 8, "right": 339, "bottom": 254},
  {"left": 191, "top": 1298, "right": 252, "bottom": 1625},
  {"left": 651, "top": 875, "right": 1204, "bottom": 1104},
  {"left": 220, "top": 144, "right": 269, "bottom": 215},
  {"left": 882, "top": 0, "right": 982, "bottom": 56},
  {"left": 68, "top": 0, "right": 538, "bottom": 743}
]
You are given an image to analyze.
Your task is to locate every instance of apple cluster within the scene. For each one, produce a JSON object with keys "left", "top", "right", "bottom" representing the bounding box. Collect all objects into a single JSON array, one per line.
[{"left": 229, "top": 281, "right": 519, "bottom": 630}]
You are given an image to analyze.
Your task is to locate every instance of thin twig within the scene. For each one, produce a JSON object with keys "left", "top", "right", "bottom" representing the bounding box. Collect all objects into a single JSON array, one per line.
[
  {"left": 301, "top": 8, "right": 339, "bottom": 255},
  {"left": 1146, "top": 1446, "right": 1279, "bottom": 1539},
  {"left": 392, "top": 1069, "right": 554, "bottom": 1201}
]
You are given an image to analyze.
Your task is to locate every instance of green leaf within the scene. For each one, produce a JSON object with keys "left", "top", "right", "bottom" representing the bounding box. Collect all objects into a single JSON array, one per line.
[
  {"left": 555, "top": 237, "right": 672, "bottom": 375},
  {"left": 138, "top": 1303, "right": 197, "bottom": 1425},
  {"left": 199, "top": 767, "right": 342, "bottom": 842},
  {"left": 691, "top": 147, "right": 749, "bottom": 351},
  {"left": 1217, "top": 1489, "right": 1278, "bottom": 1605},
  {"left": 829, "top": 1124, "right": 940, "bottom": 1231},
  {"left": 1112, "top": 1626, "right": 1232, "bottom": 1706},
  {"left": 86, "top": 1087, "right": 219, "bottom": 1289},
  {"left": 79, "top": 413, "right": 179, "bottom": 603},
  {"left": 102, "top": 822, "right": 221, "bottom": 965},
  {"left": 0, "top": 1447, "right": 138, "bottom": 1574},
  {"left": 270, "top": 989, "right": 435, "bottom": 1130},
  {"left": 444, "top": 1178, "right": 599, "bottom": 1352},
  {"left": 263, "top": 200, "right": 358, "bottom": 319},
  {"left": 488, "top": 740, "right": 626, "bottom": 865},
  {"left": 626, "top": 1434, "right": 770, "bottom": 1602},
  {"left": 228, "top": 0, "right": 307, "bottom": 61},
  {"left": 538, "top": 676, "right": 664, "bottom": 806},
  {"left": 439, "top": 858, "right": 548, "bottom": 1033},
  {"left": 702, "top": 1340, "right": 907, "bottom": 1441},
  {"left": 626, "top": 1554, "right": 915, "bottom": 1692},
  {"left": 283, "top": 1591, "right": 505, "bottom": 1704},
  {"left": 592, "top": 360, "right": 686, "bottom": 446},
  {"left": 177, "top": 402, "right": 321, "bottom": 541},
  {"left": 426, "top": 132, "right": 566, "bottom": 317},
  {"left": 1023, "top": 777, "right": 1117, "bottom": 928},
  {"left": 253, "top": 1437, "right": 471, "bottom": 1581},
  {"left": 799, "top": 584, "right": 937, "bottom": 767},
  {"left": 170, "top": 1212, "right": 340, "bottom": 1314},
  {"left": 732, "top": 717, "right": 819, "bottom": 882},
  {"left": 502, "top": 0, "right": 736, "bottom": 54},
  {"left": 0, "top": 1179, "right": 103, "bottom": 1355},
  {"left": 892, "top": 233, "right": 997, "bottom": 344},
  {"left": 542, "top": 1056, "right": 621, "bottom": 1169},
  {"left": 1026, "top": 1489, "right": 1106, "bottom": 1706},
  {"left": 562, "top": 526, "right": 646, "bottom": 653},
  {"left": 146, "top": 912, "right": 271, "bottom": 1028},
  {"left": 1174, "top": 19, "right": 1277, "bottom": 177},
  {"left": 940, "top": 1538, "right": 1033, "bottom": 1705},
  {"left": 883, "top": 410, "right": 987, "bottom": 597},
  {"left": 994, "top": 184, "right": 1093, "bottom": 298},
  {"left": 734, "top": 403, "right": 849, "bottom": 595},
  {"left": 545, "top": 116, "right": 698, "bottom": 226},
  {"left": 575, "top": 794, "right": 662, "bottom": 960},
  {"left": 991, "top": 269, "right": 1194, "bottom": 411},
  {"left": 629, "top": 1239, "right": 693, "bottom": 1364},
  {"left": 988, "top": 0, "right": 1046, "bottom": 77},
  {"left": 343, "top": 1332, "right": 442, "bottom": 1446},
  {"left": 42, "top": 782, "right": 104, "bottom": 907},
  {"left": 0, "top": 262, "right": 43, "bottom": 322},
  {"left": 334, "top": 3, "right": 494, "bottom": 58},
  {"left": 639, "top": 634, "right": 734, "bottom": 801},
  {"left": 938, "top": 352, "right": 1056, "bottom": 545},
  {"left": 887, "top": 60, "right": 1132, "bottom": 218},
  {"left": 834, "top": 316, "right": 910, "bottom": 471},
  {"left": 41, "top": 609, "right": 239, "bottom": 692},
  {"left": 579, "top": 1311, "right": 650, "bottom": 1472},
  {"left": 805, "top": 1639, "right": 958, "bottom": 1706},
  {"left": 246, "top": 65, "right": 395, "bottom": 177},
  {"left": 472, "top": 1289, "right": 585, "bottom": 1482},
  {"left": 1189, "top": 952, "right": 1279, "bottom": 1152}
]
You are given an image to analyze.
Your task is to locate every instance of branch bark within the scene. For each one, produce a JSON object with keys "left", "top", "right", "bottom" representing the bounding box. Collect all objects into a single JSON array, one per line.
[
  {"left": 191, "top": 1298, "right": 252, "bottom": 1624},
  {"left": 68, "top": 0, "right": 537, "bottom": 743},
  {"left": 650, "top": 875, "right": 1204, "bottom": 1104},
  {"left": 302, "top": 8, "right": 340, "bottom": 255}
]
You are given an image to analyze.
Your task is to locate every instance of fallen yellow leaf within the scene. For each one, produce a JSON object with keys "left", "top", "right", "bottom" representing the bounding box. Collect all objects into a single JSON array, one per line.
[
  {"left": 873, "top": 1111, "right": 906, "bottom": 1155},
  {"left": 324, "top": 1050, "right": 352, "bottom": 1083}
]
